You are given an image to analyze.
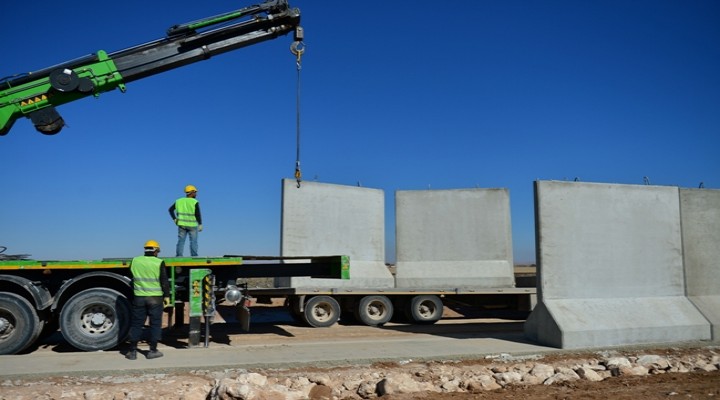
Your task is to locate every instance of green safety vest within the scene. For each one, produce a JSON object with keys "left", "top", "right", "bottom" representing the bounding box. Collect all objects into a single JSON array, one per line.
[
  {"left": 175, "top": 197, "right": 198, "bottom": 227},
  {"left": 130, "top": 256, "right": 164, "bottom": 297}
]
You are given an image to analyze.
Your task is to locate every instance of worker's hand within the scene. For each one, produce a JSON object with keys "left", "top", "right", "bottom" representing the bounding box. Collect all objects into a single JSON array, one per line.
[
  {"left": 163, "top": 297, "right": 172, "bottom": 308},
  {"left": 198, "top": 224, "right": 203, "bottom": 232},
  {"left": 173, "top": 219, "right": 178, "bottom": 225}
]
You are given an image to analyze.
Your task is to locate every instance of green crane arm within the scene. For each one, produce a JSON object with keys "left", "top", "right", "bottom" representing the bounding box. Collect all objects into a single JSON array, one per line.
[{"left": 0, "top": 0, "right": 301, "bottom": 136}]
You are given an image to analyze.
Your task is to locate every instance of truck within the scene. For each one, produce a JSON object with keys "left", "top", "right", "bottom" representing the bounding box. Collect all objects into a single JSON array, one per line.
[{"left": 0, "top": 251, "right": 348, "bottom": 355}]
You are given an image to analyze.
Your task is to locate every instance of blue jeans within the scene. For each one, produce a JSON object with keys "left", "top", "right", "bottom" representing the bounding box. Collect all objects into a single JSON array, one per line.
[
  {"left": 176, "top": 226, "right": 198, "bottom": 256},
  {"left": 128, "top": 296, "right": 163, "bottom": 350}
]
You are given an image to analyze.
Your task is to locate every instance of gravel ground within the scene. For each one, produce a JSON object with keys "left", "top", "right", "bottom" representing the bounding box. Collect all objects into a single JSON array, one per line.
[{"left": 1, "top": 345, "right": 717, "bottom": 399}]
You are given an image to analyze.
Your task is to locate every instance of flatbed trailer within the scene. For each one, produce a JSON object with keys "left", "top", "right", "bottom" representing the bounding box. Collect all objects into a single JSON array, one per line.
[
  {"left": 0, "top": 255, "right": 348, "bottom": 355},
  {"left": 245, "top": 275, "right": 537, "bottom": 328}
]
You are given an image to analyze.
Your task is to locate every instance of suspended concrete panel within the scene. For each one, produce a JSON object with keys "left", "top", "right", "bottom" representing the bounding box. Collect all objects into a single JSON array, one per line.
[
  {"left": 525, "top": 181, "right": 710, "bottom": 349},
  {"left": 681, "top": 188, "right": 720, "bottom": 340},
  {"left": 277, "top": 179, "right": 394, "bottom": 289},
  {"left": 394, "top": 188, "right": 515, "bottom": 288}
]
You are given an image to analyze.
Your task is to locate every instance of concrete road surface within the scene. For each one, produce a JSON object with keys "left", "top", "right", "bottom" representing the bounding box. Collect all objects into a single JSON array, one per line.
[
  {"left": 0, "top": 329, "right": 554, "bottom": 377},
  {"left": 0, "top": 307, "right": 560, "bottom": 377}
]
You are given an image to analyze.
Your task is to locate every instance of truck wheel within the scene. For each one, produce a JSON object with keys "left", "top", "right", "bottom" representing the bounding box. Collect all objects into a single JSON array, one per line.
[
  {"left": 354, "top": 295, "right": 393, "bottom": 326},
  {"left": 404, "top": 295, "right": 443, "bottom": 324},
  {"left": 59, "top": 288, "right": 130, "bottom": 352},
  {"left": 0, "top": 293, "right": 41, "bottom": 355},
  {"left": 303, "top": 296, "right": 340, "bottom": 328}
]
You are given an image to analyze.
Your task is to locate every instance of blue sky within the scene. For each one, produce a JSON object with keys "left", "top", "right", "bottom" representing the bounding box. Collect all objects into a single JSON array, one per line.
[{"left": 2, "top": 1, "right": 718, "bottom": 263}]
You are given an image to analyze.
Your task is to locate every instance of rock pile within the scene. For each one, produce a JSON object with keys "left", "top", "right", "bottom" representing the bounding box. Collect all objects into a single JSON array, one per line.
[{"left": 1, "top": 348, "right": 718, "bottom": 400}]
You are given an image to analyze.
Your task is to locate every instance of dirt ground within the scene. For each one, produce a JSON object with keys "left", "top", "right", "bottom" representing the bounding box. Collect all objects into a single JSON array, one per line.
[
  {"left": 381, "top": 370, "right": 720, "bottom": 399},
  {"left": 1, "top": 348, "right": 716, "bottom": 399}
]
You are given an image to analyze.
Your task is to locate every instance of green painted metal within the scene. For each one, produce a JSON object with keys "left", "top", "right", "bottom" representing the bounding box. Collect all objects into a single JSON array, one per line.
[
  {"left": 340, "top": 255, "right": 350, "bottom": 280},
  {"left": 0, "top": 259, "right": 129, "bottom": 270},
  {"left": 189, "top": 268, "right": 211, "bottom": 317},
  {"left": 0, "top": 256, "right": 242, "bottom": 270},
  {"left": 163, "top": 257, "right": 243, "bottom": 266},
  {"left": 169, "top": 263, "right": 176, "bottom": 303},
  {"left": 1, "top": 51, "right": 124, "bottom": 134},
  {"left": 183, "top": 9, "right": 254, "bottom": 31}
]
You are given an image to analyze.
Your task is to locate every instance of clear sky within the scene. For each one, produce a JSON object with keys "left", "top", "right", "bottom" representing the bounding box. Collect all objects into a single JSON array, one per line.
[{"left": 1, "top": 1, "right": 718, "bottom": 263}]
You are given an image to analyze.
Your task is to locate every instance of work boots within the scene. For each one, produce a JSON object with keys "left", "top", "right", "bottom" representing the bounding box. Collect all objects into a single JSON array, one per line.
[
  {"left": 125, "top": 350, "right": 137, "bottom": 360},
  {"left": 146, "top": 349, "right": 164, "bottom": 359}
]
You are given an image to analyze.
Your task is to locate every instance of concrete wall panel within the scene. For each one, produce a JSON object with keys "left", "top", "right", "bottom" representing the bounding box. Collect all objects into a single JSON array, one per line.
[
  {"left": 680, "top": 188, "right": 720, "bottom": 339},
  {"left": 277, "top": 179, "right": 393, "bottom": 288},
  {"left": 525, "top": 181, "right": 711, "bottom": 349},
  {"left": 525, "top": 298, "right": 710, "bottom": 349},
  {"left": 394, "top": 188, "right": 515, "bottom": 288},
  {"left": 535, "top": 181, "right": 684, "bottom": 299}
]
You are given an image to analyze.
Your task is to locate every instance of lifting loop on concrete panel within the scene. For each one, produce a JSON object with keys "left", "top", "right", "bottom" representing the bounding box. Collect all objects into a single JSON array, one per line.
[{"left": 291, "top": 39, "right": 305, "bottom": 188}]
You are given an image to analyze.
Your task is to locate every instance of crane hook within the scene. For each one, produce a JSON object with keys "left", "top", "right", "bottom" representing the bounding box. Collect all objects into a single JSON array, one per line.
[{"left": 291, "top": 40, "right": 305, "bottom": 68}]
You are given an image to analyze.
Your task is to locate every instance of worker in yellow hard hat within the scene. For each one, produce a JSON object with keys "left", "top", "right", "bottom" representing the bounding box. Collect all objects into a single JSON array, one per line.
[
  {"left": 126, "top": 240, "right": 170, "bottom": 360},
  {"left": 168, "top": 185, "right": 202, "bottom": 257},
  {"left": 168, "top": 184, "right": 203, "bottom": 256}
]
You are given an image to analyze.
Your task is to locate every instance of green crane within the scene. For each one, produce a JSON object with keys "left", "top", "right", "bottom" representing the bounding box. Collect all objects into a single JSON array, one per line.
[{"left": 0, "top": 0, "right": 302, "bottom": 136}]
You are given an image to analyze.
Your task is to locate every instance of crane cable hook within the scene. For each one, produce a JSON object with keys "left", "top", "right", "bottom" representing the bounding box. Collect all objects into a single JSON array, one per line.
[{"left": 291, "top": 37, "right": 305, "bottom": 188}]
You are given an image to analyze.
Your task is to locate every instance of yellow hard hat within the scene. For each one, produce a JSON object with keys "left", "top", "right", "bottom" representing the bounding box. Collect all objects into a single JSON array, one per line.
[
  {"left": 144, "top": 240, "right": 160, "bottom": 251},
  {"left": 184, "top": 184, "right": 197, "bottom": 193}
]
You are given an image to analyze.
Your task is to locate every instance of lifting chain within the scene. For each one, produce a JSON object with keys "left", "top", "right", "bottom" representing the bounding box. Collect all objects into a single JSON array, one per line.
[{"left": 291, "top": 38, "right": 305, "bottom": 188}]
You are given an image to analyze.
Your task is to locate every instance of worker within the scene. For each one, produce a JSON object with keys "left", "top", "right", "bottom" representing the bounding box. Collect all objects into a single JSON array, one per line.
[
  {"left": 169, "top": 184, "right": 203, "bottom": 257},
  {"left": 126, "top": 240, "right": 171, "bottom": 360}
]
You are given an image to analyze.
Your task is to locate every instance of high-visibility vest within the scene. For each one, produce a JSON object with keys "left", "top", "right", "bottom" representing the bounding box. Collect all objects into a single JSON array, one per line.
[
  {"left": 175, "top": 197, "right": 199, "bottom": 227},
  {"left": 130, "top": 256, "right": 164, "bottom": 297}
]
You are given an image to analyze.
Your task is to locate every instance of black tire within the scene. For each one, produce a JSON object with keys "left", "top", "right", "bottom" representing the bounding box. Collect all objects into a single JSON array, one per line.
[
  {"left": 59, "top": 288, "right": 130, "bottom": 352},
  {"left": 0, "top": 292, "right": 40, "bottom": 355},
  {"left": 302, "top": 296, "right": 340, "bottom": 328},
  {"left": 354, "top": 295, "right": 393, "bottom": 326},
  {"left": 404, "top": 295, "right": 443, "bottom": 324}
]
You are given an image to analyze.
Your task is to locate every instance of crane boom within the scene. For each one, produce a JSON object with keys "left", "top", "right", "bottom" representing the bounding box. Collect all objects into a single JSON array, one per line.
[{"left": 0, "top": 0, "right": 301, "bottom": 136}]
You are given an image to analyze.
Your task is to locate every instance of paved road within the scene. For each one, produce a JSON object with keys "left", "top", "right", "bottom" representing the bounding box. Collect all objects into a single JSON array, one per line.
[{"left": 0, "top": 307, "right": 559, "bottom": 377}]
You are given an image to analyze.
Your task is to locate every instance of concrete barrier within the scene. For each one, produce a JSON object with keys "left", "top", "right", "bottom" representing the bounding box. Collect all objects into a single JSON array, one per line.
[
  {"left": 394, "top": 188, "right": 515, "bottom": 288},
  {"left": 680, "top": 188, "right": 720, "bottom": 340},
  {"left": 276, "top": 179, "right": 394, "bottom": 288},
  {"left": 525, "top": 181, "right": 711, "bottom": 349}
]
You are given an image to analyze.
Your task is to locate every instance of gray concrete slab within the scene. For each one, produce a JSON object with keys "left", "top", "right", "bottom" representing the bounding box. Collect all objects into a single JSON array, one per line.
[
  {"left": 680, "top": 188, "right": 720, "bottom": 339},
  {"left": 0, "top": 333, "right": 557, "bottom": 377},
  {"left": 526, "top": 298, "right": 711, "bottom": 349},
  {"left": 395, "top": 188, "right": 515, "bottom": 288},
  {"left": 525, "top": 181, "right": 711, "bottom": 349},
  {"left": 277, "top": 179, "right": 394, "bottom": 289}
]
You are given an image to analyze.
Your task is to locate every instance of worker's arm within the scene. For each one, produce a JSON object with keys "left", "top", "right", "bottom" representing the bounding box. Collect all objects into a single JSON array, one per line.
[
  {"left": 195, "top": 203, "right": 202, "bottom": 225},
  {"left": 159, "top": 261, "right": 171, "bottom": 298},
  {"left": 168, "top": 204, "right": 176, "bottom": 220}
]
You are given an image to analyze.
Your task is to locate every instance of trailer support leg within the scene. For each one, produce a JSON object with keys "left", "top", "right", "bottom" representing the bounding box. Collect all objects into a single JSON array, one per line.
[
  {"left": 174, "top": 301, "right": 185, "bottom": 329},
  {"left": 188, "top": 316, "right": 201, "bottom": 347},
  {"left": 204, "top": 316, "right": 210, "bottom": 348}
]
